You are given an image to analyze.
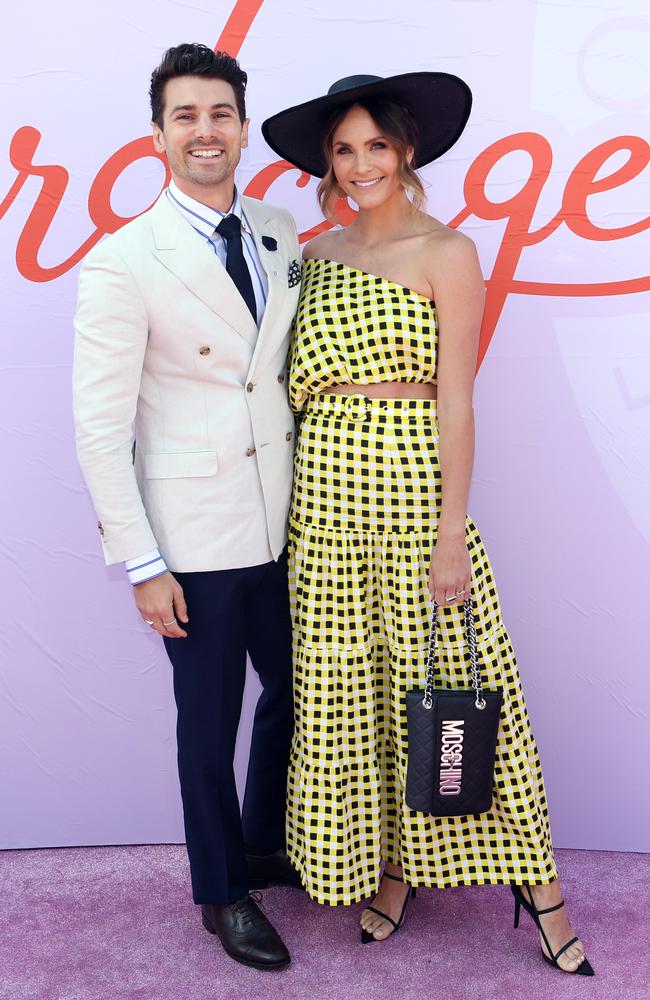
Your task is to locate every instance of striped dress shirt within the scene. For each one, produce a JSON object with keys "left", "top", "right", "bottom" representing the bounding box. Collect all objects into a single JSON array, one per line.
[{"left": 125, "top": 181, "right": 268, "bottom": 586}]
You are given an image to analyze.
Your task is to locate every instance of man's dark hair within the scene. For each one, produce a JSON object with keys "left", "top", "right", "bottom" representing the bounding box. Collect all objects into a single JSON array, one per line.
[{"left": 150, "top": 43, "right": 247, "bottom": 128}]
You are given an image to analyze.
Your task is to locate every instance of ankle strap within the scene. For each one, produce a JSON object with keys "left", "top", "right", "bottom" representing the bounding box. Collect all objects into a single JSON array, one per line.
[
  {"left": 536, "top": 899, "right": 565, "bottom": 916},
  {"left": 382, "top": 871, "right": 406, "bottom": 883}
]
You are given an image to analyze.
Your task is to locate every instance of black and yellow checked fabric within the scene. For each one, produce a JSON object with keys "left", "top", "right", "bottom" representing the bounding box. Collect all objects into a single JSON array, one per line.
[
  {"left": 287, "top": 265, "right": 558, "bottom": 906},
  {"left": 289, "top": 258, "right": 437, "bottom": 412}
]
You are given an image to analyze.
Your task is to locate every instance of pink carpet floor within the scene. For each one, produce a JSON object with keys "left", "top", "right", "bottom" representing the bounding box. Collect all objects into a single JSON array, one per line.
[{"left": 0, "top": 845, "right": 648, "bottom": 1000}]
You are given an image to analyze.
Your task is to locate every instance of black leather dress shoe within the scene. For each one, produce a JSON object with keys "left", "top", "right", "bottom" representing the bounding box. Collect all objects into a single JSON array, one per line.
[
  {"left": 246, "top": 849, "right": 304, "bottom": 890},
  {"left": 201, "top": 895, "right": 290, "bottom": 970}
]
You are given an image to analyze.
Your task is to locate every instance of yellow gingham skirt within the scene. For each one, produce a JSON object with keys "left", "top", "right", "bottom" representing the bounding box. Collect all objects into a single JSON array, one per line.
[{"left": 287, "top": 394, "right": 558, "bottom": 905}]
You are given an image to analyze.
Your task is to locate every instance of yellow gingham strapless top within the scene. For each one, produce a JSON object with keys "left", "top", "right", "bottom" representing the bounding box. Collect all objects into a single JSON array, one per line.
[{"left": 289, "top": 258, "right": 438, "bottom": 413}]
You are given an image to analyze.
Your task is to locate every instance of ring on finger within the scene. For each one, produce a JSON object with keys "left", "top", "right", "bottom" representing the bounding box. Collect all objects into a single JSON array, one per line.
[
  {"left": 144, "top": 619, "right": 154, "bottom": 625},
  {"left": 163, "top": 618, "right": 177, "bottom": 627}
]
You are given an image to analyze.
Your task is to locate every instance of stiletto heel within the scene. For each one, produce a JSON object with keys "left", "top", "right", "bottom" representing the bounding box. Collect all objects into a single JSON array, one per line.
[
  {"left": 360, "top": 871, "right": 416, "bottom": 944},
  {"left": 510, "top": 884, "right": 594, "bottom": 976}
]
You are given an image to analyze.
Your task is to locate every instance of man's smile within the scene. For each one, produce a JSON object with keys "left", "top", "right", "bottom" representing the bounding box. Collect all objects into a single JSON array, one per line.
[{"left": 189, "top": 148, "right": 224, "bottom": 159}]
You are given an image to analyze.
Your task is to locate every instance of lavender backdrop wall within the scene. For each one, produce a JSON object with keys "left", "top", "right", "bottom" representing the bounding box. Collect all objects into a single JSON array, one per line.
[{"left": 1, "top": 0, "right": 648, "bottom": 851}]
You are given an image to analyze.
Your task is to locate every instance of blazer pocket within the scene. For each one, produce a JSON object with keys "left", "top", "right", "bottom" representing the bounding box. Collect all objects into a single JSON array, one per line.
[{"left": 143, "top": 450, "right": 218, "bottom": 479}]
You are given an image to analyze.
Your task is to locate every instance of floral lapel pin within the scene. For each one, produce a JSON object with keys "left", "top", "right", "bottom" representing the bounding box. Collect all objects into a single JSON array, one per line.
[
  {"left": 262, "top": 235, "right": 278, "bottom": 251},
  {"left": 288, "top": 259, "right": 302, "bottom": 288}
]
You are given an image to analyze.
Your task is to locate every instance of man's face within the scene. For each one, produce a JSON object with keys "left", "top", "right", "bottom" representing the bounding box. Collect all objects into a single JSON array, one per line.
[{"left": 152, "top": 75, "right": 249, "bottom": 199}]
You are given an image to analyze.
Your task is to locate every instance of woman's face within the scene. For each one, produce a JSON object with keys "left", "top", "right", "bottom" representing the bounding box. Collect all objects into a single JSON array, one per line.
[{"left": 330, "top": 105, "right": 409, "bottom": 209}]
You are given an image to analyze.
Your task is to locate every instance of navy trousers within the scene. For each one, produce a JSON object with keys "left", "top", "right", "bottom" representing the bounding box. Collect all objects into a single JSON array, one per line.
[{"left": 163, "top": 552, "right": 293, "bottom": 905}]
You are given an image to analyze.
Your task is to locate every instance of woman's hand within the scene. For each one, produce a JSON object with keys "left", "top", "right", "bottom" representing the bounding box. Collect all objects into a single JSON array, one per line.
[{"left": 429, "top": 531, "right": 471, "bottom": 606}]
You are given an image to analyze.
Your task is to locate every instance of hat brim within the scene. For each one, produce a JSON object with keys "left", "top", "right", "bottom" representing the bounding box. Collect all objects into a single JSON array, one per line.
[{"left": 261, "top": 72, "right": 472, "bottom": 178}]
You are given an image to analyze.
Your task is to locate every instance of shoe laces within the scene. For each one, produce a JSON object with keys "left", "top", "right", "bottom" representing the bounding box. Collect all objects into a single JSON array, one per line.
[{"left": 233, "top": 891, "right": 264, "bottom": 929}]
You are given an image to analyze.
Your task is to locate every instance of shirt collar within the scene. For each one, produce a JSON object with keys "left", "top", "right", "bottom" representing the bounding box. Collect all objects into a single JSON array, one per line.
[{"left": 166, "top": 179, "right": 251, "bottom": 238}]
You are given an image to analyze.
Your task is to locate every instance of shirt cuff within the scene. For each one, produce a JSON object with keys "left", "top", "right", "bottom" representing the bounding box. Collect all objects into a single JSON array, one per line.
[{"left": 125, "top": 549, "right": 168, "bottom": 585}]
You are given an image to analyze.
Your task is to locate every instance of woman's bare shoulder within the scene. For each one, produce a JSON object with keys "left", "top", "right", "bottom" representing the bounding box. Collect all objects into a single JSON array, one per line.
[
  {"left": 302, "top": 228, "right": 345, "bottom": 261},
  {"left": 422, "top": 218, "right": 478, "bottom": 265},
  {"left": 414, "top": 210, "right": 474, "bottom": 248}
]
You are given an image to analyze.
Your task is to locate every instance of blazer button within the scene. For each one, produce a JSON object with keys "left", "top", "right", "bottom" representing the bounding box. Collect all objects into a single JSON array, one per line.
[
  {"left": 277, "top": 373, "right": 285, "bottom": 383},
  {"left": 97, "top": 521, "right": 104, "bottom": 536},
  {"left": 199, "top": 345, "right": 211, "bottom": 356},
  {"left": 246, "top": 447, "right": 256, "bottom": 457},
  {"left": 246, "top": 382, "right": 255, "bottom": 393},
  {"left": 286, "top": 431, "right": 293, "bottom": 441}
]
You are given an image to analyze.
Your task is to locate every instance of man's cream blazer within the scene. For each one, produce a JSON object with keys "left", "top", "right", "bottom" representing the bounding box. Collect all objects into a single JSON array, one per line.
[{"left": 73, "top": 191, "right": 301, "bottom": 572}]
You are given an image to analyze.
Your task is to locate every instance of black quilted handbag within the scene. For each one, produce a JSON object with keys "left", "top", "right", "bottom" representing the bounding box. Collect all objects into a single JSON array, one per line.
[{"left": 405, "top": 594, "right": 503, "bottom": 816}]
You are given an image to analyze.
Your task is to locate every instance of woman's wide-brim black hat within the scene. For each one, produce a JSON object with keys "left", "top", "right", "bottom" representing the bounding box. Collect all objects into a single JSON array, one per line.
[{"left": 261, "top": 72, "right": 472, "bottom": 178}]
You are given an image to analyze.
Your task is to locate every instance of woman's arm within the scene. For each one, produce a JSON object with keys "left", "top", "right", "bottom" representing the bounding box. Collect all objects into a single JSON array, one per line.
[{"left": 428, "top": 230, "right": 485, "bottom": 605}]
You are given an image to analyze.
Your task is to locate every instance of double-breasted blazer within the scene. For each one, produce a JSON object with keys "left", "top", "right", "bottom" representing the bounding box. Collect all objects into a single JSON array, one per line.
[{"left": 73, "top": 191, "right": 301, "bottom": 572}]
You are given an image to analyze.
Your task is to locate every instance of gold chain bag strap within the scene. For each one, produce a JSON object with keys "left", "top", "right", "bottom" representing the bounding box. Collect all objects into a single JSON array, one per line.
[{"left": 405, "top": 594, "right": 503, "bottom": 815}]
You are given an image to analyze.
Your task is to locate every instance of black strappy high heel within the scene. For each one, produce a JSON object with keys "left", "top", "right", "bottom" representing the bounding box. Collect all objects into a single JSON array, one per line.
[
  {"left": 511, "top": 884, "right": 594, "bottom": 976},
  {"left": 360, "top": 870, "right": 417, "bottom": 944}
]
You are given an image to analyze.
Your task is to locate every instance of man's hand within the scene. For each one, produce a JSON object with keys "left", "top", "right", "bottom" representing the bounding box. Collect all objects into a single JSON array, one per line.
[{"left": 134, "top": 572, "right": 188, "bottom": 638}]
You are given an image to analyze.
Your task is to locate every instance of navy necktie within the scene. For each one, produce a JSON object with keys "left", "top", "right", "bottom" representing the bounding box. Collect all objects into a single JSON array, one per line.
[{"left": 216, "top": 214, "right": 257, "bottom": 324}]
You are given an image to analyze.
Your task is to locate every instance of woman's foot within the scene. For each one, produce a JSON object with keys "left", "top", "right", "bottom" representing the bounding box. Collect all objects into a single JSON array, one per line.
[
  {"left": 522, "top": 880, "right": 588, "bottom": 973},
  {"left": 360, "top": 863, "right": 412, "bottom": 941}
]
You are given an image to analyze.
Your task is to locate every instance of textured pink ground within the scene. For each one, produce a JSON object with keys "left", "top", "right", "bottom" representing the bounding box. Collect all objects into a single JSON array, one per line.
[{"left": 0, "top": 845, "right": 647, "bottom": 1000}]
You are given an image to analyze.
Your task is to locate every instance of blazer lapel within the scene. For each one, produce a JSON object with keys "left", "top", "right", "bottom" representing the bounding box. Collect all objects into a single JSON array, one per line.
[
  {"left": 149, "top": 192, "right": 258, "bottom": 346},
  {"left": 242, "top": 196, "right": 290, "bottom": 378}
]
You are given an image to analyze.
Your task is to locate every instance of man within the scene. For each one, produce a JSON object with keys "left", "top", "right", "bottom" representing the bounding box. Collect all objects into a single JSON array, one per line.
[{"left": 73, "top": 43, "right": 302, "bottom": 971}]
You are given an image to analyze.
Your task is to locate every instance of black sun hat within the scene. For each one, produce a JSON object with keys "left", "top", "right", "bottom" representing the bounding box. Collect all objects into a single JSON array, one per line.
[{"left": 261, "top": 72, "right": 472, "bottom": 178}]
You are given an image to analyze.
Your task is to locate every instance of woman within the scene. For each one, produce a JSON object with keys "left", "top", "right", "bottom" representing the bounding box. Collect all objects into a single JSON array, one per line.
[{"left": 262, "top": 74, "right": 593, "bottom": 975}]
